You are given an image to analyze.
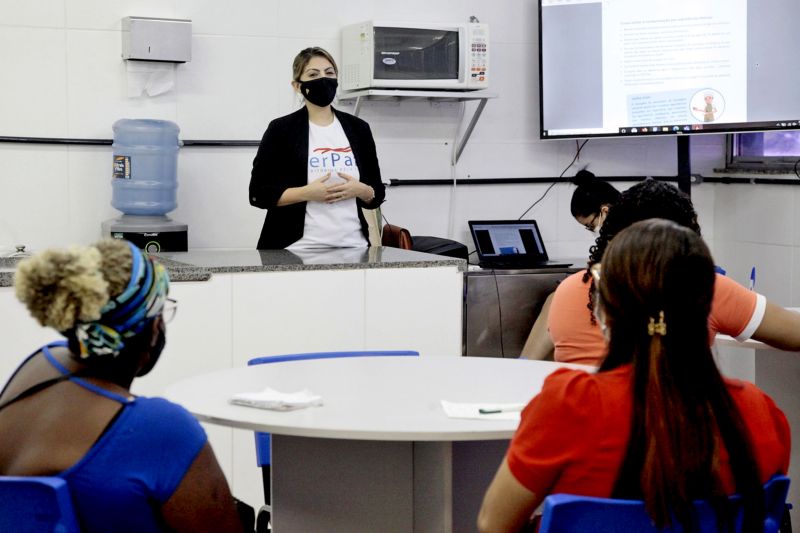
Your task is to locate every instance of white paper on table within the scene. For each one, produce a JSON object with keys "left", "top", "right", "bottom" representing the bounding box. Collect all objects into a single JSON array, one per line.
[
  {"left": 230, "top": 387, "right": 323, "bottom": 411},
  {"left": 440, "top": 400, "right": 526, "bottom": 421}
]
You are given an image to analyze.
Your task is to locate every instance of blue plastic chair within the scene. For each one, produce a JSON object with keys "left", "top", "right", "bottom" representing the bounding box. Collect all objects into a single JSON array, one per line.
[
  {"left": 538, "top": 474, "right": 790, "bottom": 533},
  {"left": 0, "top": 476, "right": 80, "bottom": 533},
  {"left": 246, "top": 350, "right": 420, "bottom": 531}
]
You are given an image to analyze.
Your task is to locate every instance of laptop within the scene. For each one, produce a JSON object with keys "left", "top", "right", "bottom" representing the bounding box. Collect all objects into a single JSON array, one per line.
[{"left": 468, "top": 220, "right": 572, "bottom": 269}]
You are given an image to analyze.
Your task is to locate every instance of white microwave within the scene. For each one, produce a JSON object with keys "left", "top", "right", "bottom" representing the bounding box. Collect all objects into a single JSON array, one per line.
[{"left": 341, "top": 21, "right": 489, "bottom": 91}]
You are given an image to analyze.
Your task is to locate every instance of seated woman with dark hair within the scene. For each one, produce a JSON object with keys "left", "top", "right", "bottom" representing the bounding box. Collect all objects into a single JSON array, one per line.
[
  {"left": 479, "top": 219, "right": 790, "bottom": 532},
  {"left": 524, "top": 179, "right": 800, "bottom": 365},
  {"left": 0, "top": 240, "right": 242, "bottom": 532},
  {"left": 569, "top": 169, "right": 620, "bottom": 234}
]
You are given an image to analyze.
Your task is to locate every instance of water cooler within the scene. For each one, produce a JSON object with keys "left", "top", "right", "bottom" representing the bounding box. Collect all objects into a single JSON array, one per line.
[{"left": 102, "top": 119, "right": 188, "bottom": 253}]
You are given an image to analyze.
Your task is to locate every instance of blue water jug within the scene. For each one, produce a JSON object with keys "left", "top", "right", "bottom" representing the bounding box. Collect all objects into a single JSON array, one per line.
[{"left": 111, "top": 119, "right": 180, "bottom": 216}]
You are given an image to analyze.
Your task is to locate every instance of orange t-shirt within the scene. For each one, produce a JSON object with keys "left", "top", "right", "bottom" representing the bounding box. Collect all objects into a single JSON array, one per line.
[
  {"left": 506, "top": 366, "right": 791, "bottom": 499},
  {"left": 548, "top": 271, "right": 765, "bottom": 365}
]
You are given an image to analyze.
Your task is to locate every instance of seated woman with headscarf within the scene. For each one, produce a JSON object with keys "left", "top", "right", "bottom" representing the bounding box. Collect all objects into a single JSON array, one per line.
[{"left": 0, "top": 239, "right": 242, "bottom": 532}]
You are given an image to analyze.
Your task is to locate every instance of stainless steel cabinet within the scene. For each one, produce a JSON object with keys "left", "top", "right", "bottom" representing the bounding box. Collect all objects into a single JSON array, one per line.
[{"left": 463, "top": 267, "right": 578, "bottom": 357}]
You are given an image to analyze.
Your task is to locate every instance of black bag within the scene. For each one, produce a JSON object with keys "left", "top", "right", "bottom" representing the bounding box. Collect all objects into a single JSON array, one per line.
[{"left": 411, "top": 236, "right": 469, "bottom": 261}]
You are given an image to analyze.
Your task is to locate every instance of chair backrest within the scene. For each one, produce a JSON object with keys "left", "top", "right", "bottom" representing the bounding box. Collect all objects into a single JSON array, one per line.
[
  {"left": 248, "top": 350, "right": 419, "bottom": 366},
  {"left": 381, "top": 223, "right": 413, "bottom": 250},
  {"left": 248, "top": 350, "right": 420, "bottom": 467},
  {"left": 0, "top": 476, "right": 81, "bottom": 533},
  {"left": 538, "top": 475, "right": 790, "bottom": 533}
]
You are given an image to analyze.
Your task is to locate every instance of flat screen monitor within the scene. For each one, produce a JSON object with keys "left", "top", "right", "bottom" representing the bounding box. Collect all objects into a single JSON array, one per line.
[{"left": 539, "top": 0, "right": 800, "bottom": 139}]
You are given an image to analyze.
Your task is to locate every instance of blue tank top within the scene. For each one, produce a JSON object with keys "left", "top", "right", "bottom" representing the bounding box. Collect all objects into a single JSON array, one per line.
[{"left": 18, "top": 342, "right": 208, "bottom": 533}]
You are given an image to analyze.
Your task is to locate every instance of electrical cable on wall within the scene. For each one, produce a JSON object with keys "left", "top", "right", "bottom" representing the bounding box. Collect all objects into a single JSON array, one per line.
[{"left": 517, "top": 139, "right": 589, "bottom": 220}]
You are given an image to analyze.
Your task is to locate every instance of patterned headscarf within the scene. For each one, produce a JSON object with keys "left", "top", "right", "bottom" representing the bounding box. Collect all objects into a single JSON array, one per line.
[{"left": 73, "top": 241, "right": 170, "bottom": 360}]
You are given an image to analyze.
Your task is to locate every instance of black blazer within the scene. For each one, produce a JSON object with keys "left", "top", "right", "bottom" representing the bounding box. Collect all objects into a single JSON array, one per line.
[{"left": 249, "top": 107, "right": 386, "bottom": 249}]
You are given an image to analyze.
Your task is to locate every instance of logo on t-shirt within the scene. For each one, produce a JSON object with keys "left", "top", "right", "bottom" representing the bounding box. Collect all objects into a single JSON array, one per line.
[{"left": 310, "top": 147, "right": 354, "bottom": 169}]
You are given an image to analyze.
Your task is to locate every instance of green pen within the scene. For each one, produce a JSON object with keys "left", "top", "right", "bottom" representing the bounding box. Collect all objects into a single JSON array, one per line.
[{"left": 479, "top": 405, "right": 525, "bottom": 414}]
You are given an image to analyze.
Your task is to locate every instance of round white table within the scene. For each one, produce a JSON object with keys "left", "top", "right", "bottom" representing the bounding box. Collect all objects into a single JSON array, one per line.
[{"left": 165, "top": 356, "right": 582, "bottom": 533}]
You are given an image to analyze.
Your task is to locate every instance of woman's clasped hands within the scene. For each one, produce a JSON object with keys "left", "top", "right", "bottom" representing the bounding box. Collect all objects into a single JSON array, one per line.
[{"left": 305, "top": 172, "right": 372, "bottom": 204}]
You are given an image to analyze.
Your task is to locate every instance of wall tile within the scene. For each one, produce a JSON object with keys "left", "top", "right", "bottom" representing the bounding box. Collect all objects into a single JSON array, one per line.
[
  {"left": 712, "top": 184, "right": 740, "bottom": 243},
  {"left": 379, "top": 186, "right": 454, "bottom": 238},
  {"left": 176, "top": 35, "right": 282, "bottom": 139},
  {"left": 457, "top": 141, "right": 561, "bottom": 179},
  {"left": 175, "top": 0, "right": 277, "bottom": 37},
  {"left": 345, "top": 99, "right": 465, "bottom": 143},
  {"left": 691, "top": 182, "right": 715, "bottom": 241},
  {"left": 472, "top": 42, "right": 540, "bottom": 143},
  {"left": 472, "top": 0, "right": 535, "bottom": 44},
  {"left": 377, "top": 142, "right": 453, "bottom": 181},
  {"left": 66, "top": 29, "right": 178, "bottom": 137},
  {"left": 793, "top": 247, "right": 800, "bottom": 307},
  {"left": 0, "top": 27, "right": 68, "bottom": 137},
  {"left": 794, "top": 187, "right": 800, "bottom": 247},
  {"left": 277, "top": 0, "right": 375, "bottom": 41},
  {"left": 371, "top": 0, "right": 468, "bottom": 26},
  {"left": 714, "top": 184, "right": 792, "bottom": 246},
  {"left": 713, "top": 241, "right": 792, "bottom": 306},
  {"left": 690, "top": 134, "right": 726, "bottom": 175},
  {"left": 65, "top": 0, "right": 178, "bottom": 30},
  {"left": 0, "top": 145, "right": 70, "bottom": 250},
  {"left": 0, "top": 0, "right": 65, "bottom": 28},
  {"left": 171, "top": 148, "right": 264, "bottom": 249}
]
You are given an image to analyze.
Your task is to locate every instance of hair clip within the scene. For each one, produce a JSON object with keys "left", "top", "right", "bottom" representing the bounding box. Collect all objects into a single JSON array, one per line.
[{"left": 647, "top": 311, "right": 667, "bottom": 336}]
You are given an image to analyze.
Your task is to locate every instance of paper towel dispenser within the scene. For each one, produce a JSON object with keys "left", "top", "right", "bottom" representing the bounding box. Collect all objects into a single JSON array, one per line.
[{"left": 122, "top": 17, "right": 192, "bottom": 63}]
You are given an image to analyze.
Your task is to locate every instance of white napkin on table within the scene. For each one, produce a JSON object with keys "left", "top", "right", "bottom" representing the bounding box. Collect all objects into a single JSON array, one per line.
[
  {"left": 441, "top": 400, "right": 526, "bottom": 421},
  {"left": 230, "top": 387, "right": 323, "bottom": 411}
]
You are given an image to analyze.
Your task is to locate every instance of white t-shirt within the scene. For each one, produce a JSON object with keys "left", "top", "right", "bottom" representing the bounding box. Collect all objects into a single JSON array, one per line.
[{"left": 288, "top": 117, "right": 367, "bottom": 250}]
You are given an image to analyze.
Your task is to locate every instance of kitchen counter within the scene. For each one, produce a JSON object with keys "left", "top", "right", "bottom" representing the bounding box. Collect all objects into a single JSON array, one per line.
[{"left": 0, "top": 247, "right": 466, "bottom": 287}]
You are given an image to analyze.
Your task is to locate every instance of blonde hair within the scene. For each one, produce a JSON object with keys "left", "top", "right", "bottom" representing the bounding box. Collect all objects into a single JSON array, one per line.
[
  {"left": 14, "top": 239, "right": 132, "bottom": 332},
  {"left": 292, "top": 47, "right": 338, "bottom": 82}
]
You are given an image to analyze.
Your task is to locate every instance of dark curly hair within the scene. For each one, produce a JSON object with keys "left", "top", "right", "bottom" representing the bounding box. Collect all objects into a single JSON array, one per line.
[{"left": 583, "top": 179, "right": 701, "bottom": 320}]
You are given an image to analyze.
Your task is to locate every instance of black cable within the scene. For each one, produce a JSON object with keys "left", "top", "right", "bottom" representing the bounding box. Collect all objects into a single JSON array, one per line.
[
  {"left": 517, "top": 139, "right": 589, "bottom": 220},
  {"left": 491, "top": 270, "right": 505, "bottom": 356}
]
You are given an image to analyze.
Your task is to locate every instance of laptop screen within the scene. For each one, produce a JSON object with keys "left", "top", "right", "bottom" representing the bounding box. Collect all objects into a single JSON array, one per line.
[{"left": 468, "top": 220, "right": 549, "bottom": 261}]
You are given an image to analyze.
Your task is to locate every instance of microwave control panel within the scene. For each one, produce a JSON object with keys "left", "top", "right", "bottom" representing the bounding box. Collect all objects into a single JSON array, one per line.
[{"left": 468, "top": 23, "right": 489, "bottom": 88}]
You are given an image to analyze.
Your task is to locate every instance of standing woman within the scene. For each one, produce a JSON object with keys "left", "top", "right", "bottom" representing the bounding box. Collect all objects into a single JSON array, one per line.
[{"left": 249, "top": 47, "right": 385, "bottom": 250}]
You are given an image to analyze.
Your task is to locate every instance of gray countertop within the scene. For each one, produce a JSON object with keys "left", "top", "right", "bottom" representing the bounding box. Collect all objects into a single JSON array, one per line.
[{"left": 0, "top": 247, "right": 466, "bottom": 287}]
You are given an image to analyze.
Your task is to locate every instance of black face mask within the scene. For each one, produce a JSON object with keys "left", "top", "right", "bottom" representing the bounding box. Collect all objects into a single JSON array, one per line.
[
  {"left": 137, "top": 320, "right": 166, "bottom": 377},
  {"left": 299, "top": 77, "right": 338, "bottom": 107}
]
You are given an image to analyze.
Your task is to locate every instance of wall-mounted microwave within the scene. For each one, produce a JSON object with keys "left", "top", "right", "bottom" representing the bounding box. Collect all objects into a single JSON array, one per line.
[{"left": 341, "top": 21, "right": 489, "bottom": 91}]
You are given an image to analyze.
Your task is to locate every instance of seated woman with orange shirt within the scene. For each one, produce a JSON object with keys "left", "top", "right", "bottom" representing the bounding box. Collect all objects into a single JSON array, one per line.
[
  {"left": 526, "top": 179, "right": 800, "bottom": 365},
  {"left": 478, "top": 219, "right": 790, "bottom": 532}
]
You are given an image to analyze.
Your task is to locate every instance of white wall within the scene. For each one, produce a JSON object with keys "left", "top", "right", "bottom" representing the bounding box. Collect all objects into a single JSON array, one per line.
[{"left": 0, "top": 0, "right": 798, "bottom": 304}]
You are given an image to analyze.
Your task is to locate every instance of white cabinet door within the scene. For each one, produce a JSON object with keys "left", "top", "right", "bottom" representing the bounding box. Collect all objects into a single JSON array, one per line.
[
  {"left": 231, "top": 270, "right": 366, "bottom": 367},
  {"left": 365, "top": 267, "right": 463, "bottom": 357}
]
